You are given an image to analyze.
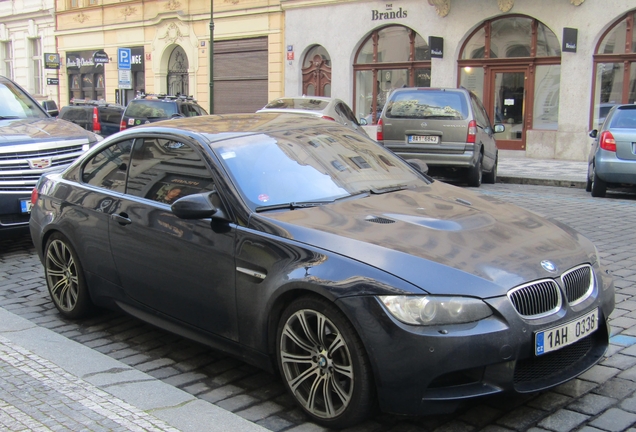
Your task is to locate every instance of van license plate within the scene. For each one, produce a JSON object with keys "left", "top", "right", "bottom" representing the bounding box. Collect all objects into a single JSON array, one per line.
[
  {"left": 409, "top": 135, "right": 438, "bottom": 144},
  {"left": 20, "top": 199, "right": 33, "bottom": 214},
  {"left": 535, "top": 308, "right": 598, "bottom": 356}
]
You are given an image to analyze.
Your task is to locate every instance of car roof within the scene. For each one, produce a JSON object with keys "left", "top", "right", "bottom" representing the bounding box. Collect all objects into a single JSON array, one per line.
[{"left": 113, "top": 112, "right": 350, "bottom": 146}]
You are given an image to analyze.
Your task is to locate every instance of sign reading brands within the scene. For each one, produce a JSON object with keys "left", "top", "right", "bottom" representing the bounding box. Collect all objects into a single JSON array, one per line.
[
  {"left": 46, "top": 78, "right": 59, "bottom": 85},
  {"left": 44, "top": 53, "right": 60, "bottom": 69},
  {"left": 93, "top": 50, "right": 109, "bottom": 64},
  {"left": 372, "top": 4, "right": 407, "bottom": 21},
  {"left": 563, "top": 28, "right": 578, "bottom": 53},
  {"left": 429, "top": 36, "right": 444, "bottom": 58}
]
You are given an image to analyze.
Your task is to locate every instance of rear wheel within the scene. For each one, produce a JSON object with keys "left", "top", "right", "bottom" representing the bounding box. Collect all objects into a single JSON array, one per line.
[
  {"left": 467, "top": 154, "right": 483, "bottom": 187},
  {"left": 44, "top": 233, "right": 93, "bottom": 319},
  {"left": 483, "top": 154, "right": 498, "bottom": 184},
  {"left": 276, "top": 296, "right": 373, "bottom": 428},
  {"left": 585, "top": 164, "right": 593, "bottom": 192},
  {"left": 591, "top": 167, "right": 607, "bottom": 198}
]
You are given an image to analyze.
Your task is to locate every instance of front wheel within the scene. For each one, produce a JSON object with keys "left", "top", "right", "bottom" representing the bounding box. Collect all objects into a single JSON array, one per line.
[
  {"left": 276, "top": 296, "right": 373, "bottom": 428},
  {"left": 44, "top": 232, "right": 93, "bottom": 319}
]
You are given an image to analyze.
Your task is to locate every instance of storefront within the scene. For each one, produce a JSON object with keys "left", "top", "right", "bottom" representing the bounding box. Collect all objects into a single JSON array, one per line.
[
  {"left": 282, "top": 0, "right": 636, "bottom": 161},
  {"left": 66, "top": 50, "right": 107, "bottom": 102}
]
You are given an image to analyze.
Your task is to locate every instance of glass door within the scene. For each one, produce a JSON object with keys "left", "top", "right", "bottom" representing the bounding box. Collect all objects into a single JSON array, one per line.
[{"left": 491, "top": 70, "right": 527, "bottom": 150}]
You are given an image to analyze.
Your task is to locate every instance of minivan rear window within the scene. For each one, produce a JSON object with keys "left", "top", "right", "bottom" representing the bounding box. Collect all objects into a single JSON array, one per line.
[
  {"left": 125, "top": 101, "right": 178, "bottom": 118},
  {"left": 385, "top": 90, "right": 468, "bottom": 120}
]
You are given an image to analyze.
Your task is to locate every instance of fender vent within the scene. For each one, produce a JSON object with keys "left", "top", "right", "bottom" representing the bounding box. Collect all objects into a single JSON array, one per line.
[{"left": 365, "top": 215, "right": 395, "bottom": 224}]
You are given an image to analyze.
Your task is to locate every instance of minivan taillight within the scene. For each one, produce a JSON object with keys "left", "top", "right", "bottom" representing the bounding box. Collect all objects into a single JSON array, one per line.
[
  {"left": 600, "top": 130, "right": 617, "bottom": 152},
  {"left": 92, "top": 107, "right": 101, "bottom": 135},
  {"left": 120, "top": 119, "right": 127, "bottom": 131},
  {"left": 467, "top": 120, "right": 477, "bottom": 144},
  {"left": 377, "top": 118, "right": 384, "bottom": 142}
]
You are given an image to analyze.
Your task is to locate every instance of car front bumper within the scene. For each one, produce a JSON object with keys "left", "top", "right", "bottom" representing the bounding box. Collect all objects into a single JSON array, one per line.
[{"left": 336, "top": 270, "right": 614, "bottom": 416}]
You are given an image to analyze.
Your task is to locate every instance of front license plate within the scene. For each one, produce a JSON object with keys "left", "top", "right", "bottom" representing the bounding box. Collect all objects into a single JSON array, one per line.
[
  {"left": 20, "top": 199, "right": 33, "bottom": 214},
  {"left": 535, "top": 308, "right": 598, "bottom": 356},
  {"left": 408, "top": 135, "right": 438, "bottom": 144}
]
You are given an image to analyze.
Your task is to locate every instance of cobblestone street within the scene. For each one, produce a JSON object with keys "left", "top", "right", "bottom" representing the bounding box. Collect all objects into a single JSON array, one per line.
[{"left": 1, "top": 183, "right": 636, "bottom": 431}]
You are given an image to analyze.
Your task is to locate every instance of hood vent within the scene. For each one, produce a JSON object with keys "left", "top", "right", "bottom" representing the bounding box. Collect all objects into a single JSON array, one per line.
[{"left": 365, "top": 215, "right": 395, "bottom": 224}]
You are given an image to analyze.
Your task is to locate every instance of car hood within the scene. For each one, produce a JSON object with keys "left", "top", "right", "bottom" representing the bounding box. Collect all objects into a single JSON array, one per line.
[
  {"left": 0, "top": 117, "right": 95, "bottom": 145},
  {"left": 255, "top": 181, "right": 596, "bottom": 297}
]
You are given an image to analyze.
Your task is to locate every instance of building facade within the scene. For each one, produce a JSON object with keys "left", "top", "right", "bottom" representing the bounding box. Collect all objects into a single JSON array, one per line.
[
  {"left": 282, "top": 0, "right": 636, "bottom": 161},
  {"left": 54, "top": 0, "right": 284, "bottom": 113},
  {"left": 0, "top": 0, "right": 58, "bottom": 103}
]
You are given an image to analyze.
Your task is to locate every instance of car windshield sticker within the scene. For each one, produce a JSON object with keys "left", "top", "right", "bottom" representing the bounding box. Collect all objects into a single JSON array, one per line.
[
  {"left": 258, "top": 194, "right": 270, "bottom": 202},
  {"left": 221, "top": 151, "right": 236, "bottom": 159}
]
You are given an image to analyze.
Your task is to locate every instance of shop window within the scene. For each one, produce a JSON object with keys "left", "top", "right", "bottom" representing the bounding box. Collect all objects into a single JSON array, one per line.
[
  {"left": 354, "top": 25, "right": 430, "bottom": 125},
  {"left": 534, "top": 65, "right": 561, "bottom": 130},
  {"left": 592, "top": 10, "right": 636, "bottom": 128}
]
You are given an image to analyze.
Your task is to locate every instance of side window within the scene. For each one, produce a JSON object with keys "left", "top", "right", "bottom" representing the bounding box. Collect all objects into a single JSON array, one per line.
[
  {"left": 339, "top": 103, "right": 360, "bottom": 125},
  {"left": 470, "top": 95, "right": 489, "bottom": 128},
  {"left": 127, "top": 138, "right": 216, "bottom": 205},
  {"left": 81, "top": 140, "right": 133, "bottom": 192}
]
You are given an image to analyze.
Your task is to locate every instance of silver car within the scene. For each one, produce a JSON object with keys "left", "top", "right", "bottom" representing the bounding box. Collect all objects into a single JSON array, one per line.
[
  {"left": 587, "top": 104, "right": 636, "bottom": 197},
  {"left": 257, "top": 96, "right": 370, "bottom": 138}
]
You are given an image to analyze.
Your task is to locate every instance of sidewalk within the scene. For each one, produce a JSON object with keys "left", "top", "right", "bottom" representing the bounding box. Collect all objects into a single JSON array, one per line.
[
  {"left": 497, "top": 150, "right": 588, "bottom": 188},
  {"left": 0, "top": 307, "right": 266, "bottom": 432}
]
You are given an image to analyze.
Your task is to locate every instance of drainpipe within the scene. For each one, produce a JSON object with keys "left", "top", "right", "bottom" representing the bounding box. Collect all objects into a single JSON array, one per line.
[{"left": 209, "top": 0, "right": 214, "bottom": 114}]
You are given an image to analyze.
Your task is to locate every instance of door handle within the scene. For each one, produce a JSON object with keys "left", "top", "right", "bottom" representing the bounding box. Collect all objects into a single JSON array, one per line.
[{"left": 111, "top": 213, "right": 132, "bottom": 225}]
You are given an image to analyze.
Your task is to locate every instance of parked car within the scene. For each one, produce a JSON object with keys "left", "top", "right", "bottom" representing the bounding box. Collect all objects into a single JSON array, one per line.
[
  {"left": 257, "top": 96, "right": 370, "bottom": 138},
  {"left": 377, "top": 87, "right": 505, "bottom": 187},
  {"left": 0, "top": 75, "right": 101, "bottom": 237},
  {"left": 59, "top": 99, "right": 125, "bottom": 137},
  {"left": 587, "top": 104, "right": 636, "bottom": 197},
  {"left": 30, "top": 113, "right": 614, "bottom": 429},
  {"left": 120, "top": 93, "right": 208, "bottom": 130}
]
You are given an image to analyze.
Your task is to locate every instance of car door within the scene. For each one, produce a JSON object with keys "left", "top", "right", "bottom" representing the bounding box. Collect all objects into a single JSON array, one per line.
[{"left": 108, "top": 135, "right": 239, "bottom": 340}]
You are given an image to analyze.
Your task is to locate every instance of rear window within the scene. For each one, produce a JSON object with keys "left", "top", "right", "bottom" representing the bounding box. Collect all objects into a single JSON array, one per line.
[
  {"left": 609, "top": 106, "right": 636, "bottom": 129},
  {"left": 264, "top": 98, "right": 329, "bottom": 111},
  {"left": 385, "top": 90, "right": 468, "bottom": 120},
  {"left": 60, "top": 107, "right": 90, "bottom": 121},
  {"left": 124, "top": 101, "right": 178, "bottom": 118}
]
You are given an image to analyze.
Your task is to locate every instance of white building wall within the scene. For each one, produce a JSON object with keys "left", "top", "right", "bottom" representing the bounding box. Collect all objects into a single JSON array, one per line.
[
  {"left": 0, "top": 0, "right": 58, "bottom": 103},
  {"left": 282, "top": 0, "right": 635, "bottom": 161}
]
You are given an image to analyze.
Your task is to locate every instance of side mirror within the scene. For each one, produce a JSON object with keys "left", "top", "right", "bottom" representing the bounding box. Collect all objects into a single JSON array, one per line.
[
  {"left": 406, "top": 159, "right": 429, "bottom": 175},
  {"left": 589, "top": 129, "right": 598, "bottom": 138},
  {"left": 171, "top": 192, "right": 218, "bottom": 219},
  {"left": 42, "top": 100, "right": 59, "bottom": 117},
  {"left": 493, "top": 124, "right": 505, "bottom": 133},
  {"left": 171, "top": 113, "right": 185, "bottom": 118},
  {"left": 359, "top": 118, "right": 368, "bottom": 126}
]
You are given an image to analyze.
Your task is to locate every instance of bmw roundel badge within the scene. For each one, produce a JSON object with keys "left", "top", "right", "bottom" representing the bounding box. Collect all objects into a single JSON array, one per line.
[{"left": 541, "top": 260, "right": 557, "bottom": 273}]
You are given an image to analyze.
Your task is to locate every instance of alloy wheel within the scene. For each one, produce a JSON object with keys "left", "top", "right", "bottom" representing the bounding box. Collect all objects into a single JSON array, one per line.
[
  {"left": 279, "top": 308, "right": 355, "bottom": 419},
  {"left": 45, "top": 239, "right": 80, "bottom": 313}
]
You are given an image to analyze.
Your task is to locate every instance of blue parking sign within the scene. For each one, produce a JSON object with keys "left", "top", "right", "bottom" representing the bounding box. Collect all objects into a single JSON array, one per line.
[{"left": 118, "top": 48, "right": 131, "bottom": 70}]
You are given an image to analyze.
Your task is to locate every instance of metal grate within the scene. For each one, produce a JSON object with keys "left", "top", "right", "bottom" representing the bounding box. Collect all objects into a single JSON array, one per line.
[
  {"left": 508, "top": 280, "right": 561, "bottom": 318},
  {"left": 0, "top": 145, "right": 84, "bottom": 162},
  {"left": 514, "top": 335, "right": 593, "bottom": 385},
  {"left": 562, "top": 264, "right": 594, "bottom": 306}
]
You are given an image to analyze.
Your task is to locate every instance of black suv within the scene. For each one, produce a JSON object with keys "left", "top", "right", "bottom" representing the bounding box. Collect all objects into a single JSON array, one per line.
[
  {"left": 59, "top": 99, "right": 125, "bottom": 137},
  {"left": 378, "top": 87, "right": 504, "bottom": 187},
  {"left": 120, "top": 94, "right": 208, "bottom": 130}
]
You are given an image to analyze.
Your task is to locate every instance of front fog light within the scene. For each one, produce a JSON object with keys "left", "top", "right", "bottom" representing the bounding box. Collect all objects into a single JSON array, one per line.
[{"left": 379, "top": 295, "right": 492, "bottom": 326}]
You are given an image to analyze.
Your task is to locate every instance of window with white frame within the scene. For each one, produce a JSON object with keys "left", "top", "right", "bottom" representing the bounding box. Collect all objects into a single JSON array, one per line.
[
  {"left": 2, "top": 41, "right": 13, "bottom": 80},
  {"left": 30, "top": 38, "right": 43, "bottom": 95}
]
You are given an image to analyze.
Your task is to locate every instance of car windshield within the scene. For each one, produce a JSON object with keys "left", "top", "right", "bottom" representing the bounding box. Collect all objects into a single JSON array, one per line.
[
  {"left": 385, "top": 90, "right": 468, "bottom": 120},
  {"left": 125, "top": 100, "right": 178, "bottom": 118},
  {"left": 263, "top": 98, "right": 329, "bottom": 111},
  {"left": 0, "top": 80, "right": 48, "bottom": 119},
  {"left": 214, "top": 127, "right": 427, "bottom": 210}
]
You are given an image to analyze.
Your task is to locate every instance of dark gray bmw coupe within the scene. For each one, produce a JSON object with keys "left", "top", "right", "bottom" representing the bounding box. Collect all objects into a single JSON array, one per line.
[{"left": 29, "top": 113, "right": 615, "bottom": 428}]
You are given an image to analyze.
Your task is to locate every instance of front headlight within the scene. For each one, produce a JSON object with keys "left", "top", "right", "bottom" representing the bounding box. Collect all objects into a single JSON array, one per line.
[{"left": 379, "top": 295, "right": 492, "bottom": 326}]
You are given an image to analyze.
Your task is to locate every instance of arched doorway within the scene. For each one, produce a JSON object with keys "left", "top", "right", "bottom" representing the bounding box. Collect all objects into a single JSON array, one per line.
[
  {"left": 167, "top": 46, "right": 189, "bottom": 96},
  {"left": 459, "top": 16, "right": 562, "bottom": 150},
  {"left": 302, "top": 46, "right": 331, "bottom": 97},
  {"left": 591, "top": 10, "right": 636, "bottom": 129},
  {"left": 354, "top": 25, "right": 430, "bottom": 125}
]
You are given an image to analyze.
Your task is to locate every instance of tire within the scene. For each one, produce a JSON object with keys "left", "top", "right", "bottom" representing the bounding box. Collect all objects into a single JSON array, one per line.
[
  {"left": 483, "top": 154, "right": 498, "bottom": 184},
  {"left": 590, "top": 167, "right": 607, "bottom": 198},
  {"left": 44, "top": 232, "right": 93, "bottom": 319},
  {"left": 276, "top": 296, "right": 373, "bottom": 428},
  {"left": 467, "top": 154, "right": 483, "bottom": 187},
  {"left": 585, "top": 165, "right": 593, "bottom": 192}
]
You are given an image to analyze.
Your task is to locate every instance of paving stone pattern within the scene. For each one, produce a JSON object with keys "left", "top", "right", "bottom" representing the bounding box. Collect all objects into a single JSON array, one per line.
[{"left": 1, "top": 183, "right": 636, "bottom": 431}]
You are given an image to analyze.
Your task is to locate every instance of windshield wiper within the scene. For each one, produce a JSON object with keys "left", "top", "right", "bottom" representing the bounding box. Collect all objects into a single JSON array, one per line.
[
  {"left": 0, "top": 116, "right": 20, "bottom": 120},
  {"left": 370, "top": 184, "right": 409, "bottom": 194},
  {"left": 255, "top": 200, "right": 334, "bottom": 213}
]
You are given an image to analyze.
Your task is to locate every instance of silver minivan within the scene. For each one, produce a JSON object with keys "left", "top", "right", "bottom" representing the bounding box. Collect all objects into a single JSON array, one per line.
[{"left": 377, "top": 87, "right": 504, "bottom": 187}]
